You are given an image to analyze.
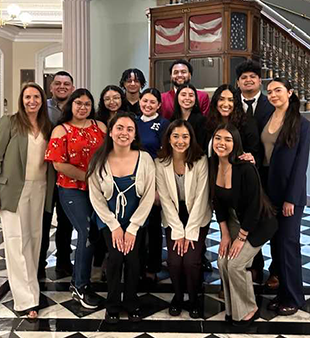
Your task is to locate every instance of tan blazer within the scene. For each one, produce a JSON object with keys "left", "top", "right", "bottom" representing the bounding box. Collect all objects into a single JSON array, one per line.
[
  {"left": 155, "top": 155, "right": 212, "bottom": 241},
  {"left": 0, "top": 115, "right": 55, "bottom": 213}
]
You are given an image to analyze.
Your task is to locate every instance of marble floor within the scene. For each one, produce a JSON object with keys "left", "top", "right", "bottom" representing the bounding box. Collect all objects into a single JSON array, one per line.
[{"left": 1, "top": 208, "right": 310, "bottom": 338}]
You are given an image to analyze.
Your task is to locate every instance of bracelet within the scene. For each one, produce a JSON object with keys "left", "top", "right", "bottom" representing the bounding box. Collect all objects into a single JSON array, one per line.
[
  {"left": 237, "top": 236, "right": 246, "bottom": 242},
  {"left": 239, "top": 230, "right": 247, "bottom": 237}
]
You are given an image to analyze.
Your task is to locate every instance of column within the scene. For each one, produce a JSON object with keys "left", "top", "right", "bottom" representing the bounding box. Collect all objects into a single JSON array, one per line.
[{"left": 63, "top": 0, "right": 91, "bottom": 89}]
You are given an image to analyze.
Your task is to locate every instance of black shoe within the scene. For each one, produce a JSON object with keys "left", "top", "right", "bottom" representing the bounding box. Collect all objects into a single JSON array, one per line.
[
  {"left": 71, "top": 284, "right": 102, "bottom": 309},
  {"left": 128, "top": 308, "right": 142, "bottom": 322},
  {"left": 202, "top": 256, "right": 213, "bottom": 272},
  {"left": 232, "top": 310, "right": 260, "bottom": 327},
  {"left": 169, "top": 296, "right": 182, "bottom": 316},
  {"left": 268, "top": 296, "right": 280, "bottom": 311},
  {"left": 189, "top": 307, "right": 200, "bottom": 319},
  {"left": 225, "top": 314, "right": 232, "bottom": 323},
  {"left": 105, "top": 311, "right": 119, "bottom": 324},
  {"left": 169, "top": 304, "right": 182, "bottom": 316}
]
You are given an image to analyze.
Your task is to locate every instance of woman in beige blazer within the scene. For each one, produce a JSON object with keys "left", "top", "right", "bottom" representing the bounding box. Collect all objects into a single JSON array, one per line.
[
  {"left": 155, "top": 119, "right": 212, "bottom": 319},
  {"left": 0, "top": 83, "right": 53, "bottom": 319}
]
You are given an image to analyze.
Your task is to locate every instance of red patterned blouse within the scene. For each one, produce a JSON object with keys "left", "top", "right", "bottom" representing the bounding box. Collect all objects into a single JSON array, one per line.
[{"left": 45, "top": 120, "right": 105, "bottom": 190}]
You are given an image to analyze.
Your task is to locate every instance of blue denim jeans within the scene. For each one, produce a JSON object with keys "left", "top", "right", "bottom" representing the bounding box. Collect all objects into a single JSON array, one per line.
[{"left": 58, "top": 187, "right": 94, "bottom": 289}]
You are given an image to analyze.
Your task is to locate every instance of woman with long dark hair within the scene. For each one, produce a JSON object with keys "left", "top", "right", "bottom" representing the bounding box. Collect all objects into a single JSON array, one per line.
[
  {"left": 261, "top": 78, "right": 310, "bottom": 315},
  {"left": 210, "top": 123, "right": 277, "bottom": 327},
  {"left": 206, "top": 84, "right": 260, "bottom": 164},
  {"left": 88, "top": 111, "right": 155, "bottom": 324},
  {"left": 45, "top": 88, "right": 106, "bottom": 309},
  {"left": 171, "top": 83, "right": 207, "bottom": 149},
  {"left": 0, "top": 83, "right": 53, "bottom": 319},
  {"left": 136, "top": 88, "right": 169, "bottom": 284},
  {"left": 97, "top": 85, "right": 127, "bottom": 126},
  {"left": 156, "top": 119, "right": 212, "bottom": 318}
]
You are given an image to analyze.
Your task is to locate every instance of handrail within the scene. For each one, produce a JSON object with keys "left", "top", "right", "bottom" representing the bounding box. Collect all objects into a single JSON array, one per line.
[{"left": 253, "top": 0, "right": 310, "bottom": 49}]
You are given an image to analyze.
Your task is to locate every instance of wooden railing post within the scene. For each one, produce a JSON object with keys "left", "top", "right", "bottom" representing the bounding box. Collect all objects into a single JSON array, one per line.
[
  {"left": 306, "top": 55, "right": 310, "bottom": 112},
  {"left": 274, "top": 30, "right": 280, "bottom": 78},
  {"left": 261, "top": 19, "right": 268, "bottom": 79},
  {"left": 286, "top": 41, "right": 293, "bottom": 82},
  {"left": 267, "top": 24, "right": 274, "bottom": 78},
  {"left": 280, "top": 34, "right": 287, "bottom": 78}
]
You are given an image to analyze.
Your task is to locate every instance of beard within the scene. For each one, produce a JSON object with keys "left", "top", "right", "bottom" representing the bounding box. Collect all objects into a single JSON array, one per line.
[{"left": 172, "top": 78, "right": 190, "bottom": 88}]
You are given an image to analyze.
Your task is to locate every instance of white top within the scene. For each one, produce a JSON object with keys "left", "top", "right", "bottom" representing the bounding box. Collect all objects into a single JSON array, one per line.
[
  {"left": 155, "top": 155, "right": 212, "bottom": 241},
  {"left": 25, "top": 132, "right": 47, "bottom": 181},
  {"left": 241, "top": 91, "right": 261, "bottom": 114}
]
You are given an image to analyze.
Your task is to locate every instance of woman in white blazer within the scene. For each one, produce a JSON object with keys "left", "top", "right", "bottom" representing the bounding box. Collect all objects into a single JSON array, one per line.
[{"left": 155, "top": 119, "right": 212, "bottom": 318}]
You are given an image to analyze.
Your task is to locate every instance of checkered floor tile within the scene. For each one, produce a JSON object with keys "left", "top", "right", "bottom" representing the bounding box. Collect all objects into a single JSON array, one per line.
[{"left": 1, "top": 208, "right": 310, "bottom": 337}]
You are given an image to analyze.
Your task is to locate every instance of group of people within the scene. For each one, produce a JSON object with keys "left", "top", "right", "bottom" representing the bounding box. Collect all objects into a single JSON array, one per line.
[{"left": 0, "top": 58, "right": 309, "bottom": 328}]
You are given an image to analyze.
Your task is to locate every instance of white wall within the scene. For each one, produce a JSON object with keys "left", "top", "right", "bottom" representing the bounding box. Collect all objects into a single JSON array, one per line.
[
  {"left": 90, "top": 0, "right": 156, "bottom": 103},
  {"left": 0, "top": 36, "right": 13, "bottom": 114}
]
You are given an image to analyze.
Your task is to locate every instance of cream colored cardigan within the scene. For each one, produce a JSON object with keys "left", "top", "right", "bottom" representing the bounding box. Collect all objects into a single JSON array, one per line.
[
  {"left": 88, "top": 151, "right": 155, "bottom": 236},
  {"left": 155, "top": 155, "right": 212, "bottom": 241}
]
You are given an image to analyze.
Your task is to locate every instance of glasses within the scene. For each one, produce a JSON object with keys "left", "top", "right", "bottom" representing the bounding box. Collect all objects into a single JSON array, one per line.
[
  {"left": 73, "top": 100, "right": 92, "bottom": 109},
  {"left": 103, "top": 96, "right": 121, "bottom": 103}
]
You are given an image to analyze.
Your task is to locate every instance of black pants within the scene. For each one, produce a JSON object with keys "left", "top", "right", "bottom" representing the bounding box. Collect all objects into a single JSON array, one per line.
[
  {"left": 103, "top": 227, "right": 143, "bottom": 313},
  {"left": 251, "top": 166, "right": 277, "bottom": 276},
  {"left": 38, "top": 187, "right": 73, "bottom": 272},
  {"left": 166, "top": 201, "right": 208, "bottom": 306},
  {"left": 145, "top": 204, "right": 163, "bottom": 274}
]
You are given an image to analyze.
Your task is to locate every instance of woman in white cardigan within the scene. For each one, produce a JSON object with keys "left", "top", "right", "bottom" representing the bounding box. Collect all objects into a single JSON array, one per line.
[
  {"left": 88, "top": 112, "right": 155, "bottom": 324},
  {"left": 155, "top": 119, "right": 212, "bottom": 318}
]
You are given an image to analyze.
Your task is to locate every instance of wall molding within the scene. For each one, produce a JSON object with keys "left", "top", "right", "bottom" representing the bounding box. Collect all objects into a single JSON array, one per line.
[{"left": 0, "top": 26, "right": 62, "bottom": 42}]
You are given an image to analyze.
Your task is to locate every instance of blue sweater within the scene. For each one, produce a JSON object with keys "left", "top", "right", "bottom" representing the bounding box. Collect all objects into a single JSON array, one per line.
[{"left": 136, "top": 115, "right": 170, "bottom": 159}]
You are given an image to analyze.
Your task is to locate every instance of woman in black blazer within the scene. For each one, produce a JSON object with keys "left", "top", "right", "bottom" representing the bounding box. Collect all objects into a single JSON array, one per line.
[
  {"left": 210, "top": 123, "right": 277, "bottom": 327},
  {"left": 261, "top": 78, "right": 310, "bottom": 315}
]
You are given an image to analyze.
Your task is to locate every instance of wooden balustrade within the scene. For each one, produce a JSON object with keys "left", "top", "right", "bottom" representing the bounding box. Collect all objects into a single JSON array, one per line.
[
  {"left": 155, "top": 0, "right": 310, "bottom": 111},
  {"left": 261, "top": 15, "right": 310, "bottom": 111}
]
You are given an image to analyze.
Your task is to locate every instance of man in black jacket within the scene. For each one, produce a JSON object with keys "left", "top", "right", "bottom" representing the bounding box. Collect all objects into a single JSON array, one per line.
[{"left": 235, "top": 60, "right": 277, "bottom": 289}]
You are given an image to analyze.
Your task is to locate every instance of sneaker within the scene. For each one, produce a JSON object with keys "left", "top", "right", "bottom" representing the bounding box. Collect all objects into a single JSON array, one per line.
[{"left": 71, "top": 284, "right": 101, "bottom": 309}]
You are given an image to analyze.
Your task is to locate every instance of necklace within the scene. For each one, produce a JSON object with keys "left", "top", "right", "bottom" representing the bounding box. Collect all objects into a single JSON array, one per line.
[{"left": 219, "top": 164, "right": 231, "bottom": 177}]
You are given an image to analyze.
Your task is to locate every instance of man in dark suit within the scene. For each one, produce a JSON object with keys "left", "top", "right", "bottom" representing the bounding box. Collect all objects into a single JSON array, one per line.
[
  {"left": 235, "top": 60, "right": 278, "bottom": 288},
  {"left": 161, "top": 59, "right": 210, "bottom": 120}
]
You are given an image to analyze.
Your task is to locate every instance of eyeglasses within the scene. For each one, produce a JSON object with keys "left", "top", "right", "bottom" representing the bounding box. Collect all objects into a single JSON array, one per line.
[
  {"left": 103, "top": 96, "right": 121, "bottom": 103},
  {"left": 73, "top": 100, "right": 92, "bottom": 109}
]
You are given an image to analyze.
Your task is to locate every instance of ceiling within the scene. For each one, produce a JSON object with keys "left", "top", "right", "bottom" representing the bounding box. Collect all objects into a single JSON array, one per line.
[{"left": 0, "top": 0, "right": 62, "bottom": 27}]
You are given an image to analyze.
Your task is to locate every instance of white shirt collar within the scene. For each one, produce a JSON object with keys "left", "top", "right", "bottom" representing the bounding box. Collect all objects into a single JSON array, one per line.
[
  {"left": 241, "top": 91, "right": 261, "bottom": 114},
  {"left": 140, "top": 113, "right": 159, "bottom": 122}
]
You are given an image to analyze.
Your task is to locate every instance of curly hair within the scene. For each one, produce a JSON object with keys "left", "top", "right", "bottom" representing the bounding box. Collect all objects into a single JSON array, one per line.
[{"left": 206, "top": 84, "right": 246, "bottom": 135}]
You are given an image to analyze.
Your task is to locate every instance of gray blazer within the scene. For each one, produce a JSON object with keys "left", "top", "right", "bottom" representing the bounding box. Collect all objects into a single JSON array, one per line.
[{"left": 0, "top": 115, "right": 55, "bottom": 213}]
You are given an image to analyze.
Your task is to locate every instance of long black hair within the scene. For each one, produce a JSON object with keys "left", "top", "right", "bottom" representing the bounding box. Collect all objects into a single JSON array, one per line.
[
  {"left": 171, "top": 83, "right": 201, "bottom": 121},
  {"left": 158, "top": 119, "right": 204, "bottom": 170},
  {"left": 87, "top": 111, "right": 141, "bottom": 179},
  {"left": 210, "top": 123, "right": 274, "bottom": 217},
  {"left": 267, "top": 78, "right": 300, "bottom": 148},
  {"left": 58, "top": 88, "right": 95, "bottom": 124},
  {"left": 96, "top": 85, "right": 127, "bottom": 125},
  {"left": 206, "top": 84, "right": 246, "bottom": 135}
]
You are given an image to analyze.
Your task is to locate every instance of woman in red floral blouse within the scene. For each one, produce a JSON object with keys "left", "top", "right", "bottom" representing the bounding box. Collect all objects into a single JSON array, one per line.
[{"left": 45, "top": 88, "right": 106, "bottom": 309}]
